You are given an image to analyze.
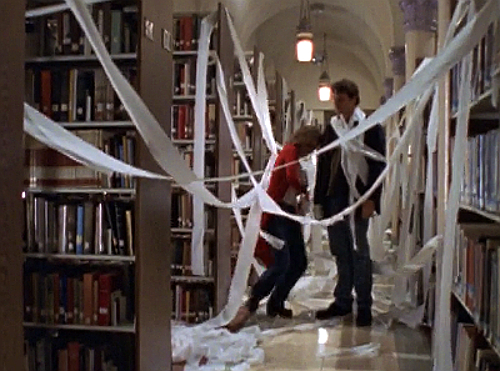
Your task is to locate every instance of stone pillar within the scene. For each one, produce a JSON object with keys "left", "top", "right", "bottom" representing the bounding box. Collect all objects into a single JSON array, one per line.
[
  {"left": 394, "top": 0, "right": 437, "bottom": 310},
  {"left": 380, "top": 77, "right": 394, "bottom": 105},
  {"left": 389, "top": 46, "right": 406, "bottom": 93},
  {"left": 400, "top": 0, "right": 437, "bottom": 80}
]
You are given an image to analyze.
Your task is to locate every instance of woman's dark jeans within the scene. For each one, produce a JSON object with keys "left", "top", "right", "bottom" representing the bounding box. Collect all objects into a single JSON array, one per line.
[{"left": 250, "top": 204, "right": 307, "bottom": 309}]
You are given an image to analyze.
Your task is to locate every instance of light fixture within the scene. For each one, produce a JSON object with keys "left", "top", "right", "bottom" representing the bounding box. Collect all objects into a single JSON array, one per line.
[
  {"left": 318, "top": 71, "right": 331, "bottom": 101},
  {"left": 317, "top": 33, "right": 331, "bottom": 101},
  {"left": 296, "top": 0, "right": 313, "bottom": 62}
]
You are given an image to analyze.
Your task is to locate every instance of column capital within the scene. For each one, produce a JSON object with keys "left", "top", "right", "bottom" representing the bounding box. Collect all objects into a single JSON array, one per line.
[
  {"left": 389, "top": 46, "right": 406, "bottom": 77},
  {"left": 399, "top": 0, "right": 437, "bottom": 33}
]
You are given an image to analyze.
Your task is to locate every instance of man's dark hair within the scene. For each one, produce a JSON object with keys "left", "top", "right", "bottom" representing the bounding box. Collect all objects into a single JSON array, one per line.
[{"left": 332, "top": 79, "right": 360, "bottom": 105}]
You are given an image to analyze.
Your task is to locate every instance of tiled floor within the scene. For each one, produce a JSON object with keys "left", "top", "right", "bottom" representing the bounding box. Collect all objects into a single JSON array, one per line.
[{"left": 248, "top": 316, "right": 433, "bottom": 371}]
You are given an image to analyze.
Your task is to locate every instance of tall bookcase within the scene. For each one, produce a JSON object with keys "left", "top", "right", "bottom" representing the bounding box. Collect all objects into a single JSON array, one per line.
[
  {"left": 22, "top": 0, "right": 173, "bottom": 370},
  {"left": 170, "top": 10, "right": 217, "bottom": 323},
  {"left": 447, "top": 2, "right": 500, "bottom": 368},
  {"left": 170, "top": 4, "right": 238, "bottom": 317},
  {"left": 0, "top": 1, "right": 26, "bottom": 370}
]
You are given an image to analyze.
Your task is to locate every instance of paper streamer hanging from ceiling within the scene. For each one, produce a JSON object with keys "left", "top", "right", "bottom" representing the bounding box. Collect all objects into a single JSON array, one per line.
[{"left": 190, "top": 11, "right": 217, "bottom": 276}]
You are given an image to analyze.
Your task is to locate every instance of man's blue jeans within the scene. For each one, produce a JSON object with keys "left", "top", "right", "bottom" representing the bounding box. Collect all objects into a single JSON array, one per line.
[
  {"left": 323, "top": 196, "right": 372, "bottom": 311},
  {"left": 251, "top": 204, "right": 307, "bottom": 308}
]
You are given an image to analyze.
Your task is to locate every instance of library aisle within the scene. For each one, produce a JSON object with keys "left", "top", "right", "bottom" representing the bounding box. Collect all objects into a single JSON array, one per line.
[{"left": 249, "top": 319, "right": 432, "bottom": 371}]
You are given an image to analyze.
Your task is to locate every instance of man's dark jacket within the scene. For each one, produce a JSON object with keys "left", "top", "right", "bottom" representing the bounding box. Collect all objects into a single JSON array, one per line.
[{"left": 314, "top": 120, "right": 386, "bottom": 214}]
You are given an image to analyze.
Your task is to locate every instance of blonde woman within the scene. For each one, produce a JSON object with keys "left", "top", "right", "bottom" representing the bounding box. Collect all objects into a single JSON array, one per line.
[{"left": 227, "top": 125, "right": 321, "bottom": 332}]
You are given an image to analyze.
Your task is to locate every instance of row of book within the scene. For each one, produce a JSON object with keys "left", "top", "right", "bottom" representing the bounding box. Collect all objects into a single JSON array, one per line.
[
  {"left": 172, "top": 285, "right": 213, "bottom": 324},
  {"left": 450, "top": 24, "right": 495, "bottom": 114},
  {"left": 25, "top": 4, "right": 138, "bottom": 58},
  {"left": 171, "top": 239, "right": 214, "bottom": 278},
  {"left": 171, "top": 103, "right": 216, "bottom": 140},
  {"left": 25, "top": 67, "right": 136, "bottom": 123},
  {"left": 173, "top": 14, "right": 216, "bottom": 52},
  {"left": 453, "top": 224, "right": 500, "bottom": 346},
  {"left": 232, "top": 156, "right": 254, "bottom": 180},
  {"left": 24, "top": 269, "right": 132, "bottom": 327},
  {"left": 171, "top": 193, "right": 216, "bottom": 230},
  {"left": 233, "top": 88, "right": 252, "bottom": 118},
  {"left": 25, "top": 131, "right": 135, "bottom": 189},
  {"left": 24, "top": 196, "right": 134, "bottom": 257},
  {"left": 459, "top": 129, "right": 500, "bottom": 213},
  {"left": 25, "top": 337, "right": 126, "bottom": 371},
  {"left": 174, "top": 60, "right": 216, "bottom": 97},
  {"left": 175, "top": 146, "right": 216, "bottom": 177},
  {"left": 452, "top": 321, "right": 500, "bottom": 371}
]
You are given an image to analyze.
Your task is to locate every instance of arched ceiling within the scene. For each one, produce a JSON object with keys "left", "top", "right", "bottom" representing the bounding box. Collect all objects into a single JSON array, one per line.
[{"left": 174, "top": 0, "right": 404, "bottom": 110}]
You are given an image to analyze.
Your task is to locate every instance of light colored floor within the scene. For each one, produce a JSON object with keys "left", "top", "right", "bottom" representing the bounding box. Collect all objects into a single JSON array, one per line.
[{"left": 248, "top": 316, "right": 433, "bottom": 371}]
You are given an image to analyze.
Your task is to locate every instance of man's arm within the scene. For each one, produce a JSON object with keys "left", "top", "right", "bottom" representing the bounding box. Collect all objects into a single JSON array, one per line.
[{"left": 364, "top": 124, "right": 386, "bottom": 213}]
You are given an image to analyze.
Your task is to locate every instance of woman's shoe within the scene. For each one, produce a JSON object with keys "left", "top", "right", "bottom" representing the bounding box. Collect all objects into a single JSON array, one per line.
[{"left": 225, "top": 305, "right": 252, "bottom": 333}]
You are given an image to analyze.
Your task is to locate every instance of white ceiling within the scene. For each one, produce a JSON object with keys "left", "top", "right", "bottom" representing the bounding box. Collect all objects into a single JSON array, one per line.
[{"left": 175, "top": 0, "right": 405, "bottom": 110}]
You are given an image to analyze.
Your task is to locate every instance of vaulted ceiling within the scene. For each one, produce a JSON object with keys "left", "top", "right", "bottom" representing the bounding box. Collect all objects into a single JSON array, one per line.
[{"left": 175, "top": 0, "right": 405, "bottom": 111}]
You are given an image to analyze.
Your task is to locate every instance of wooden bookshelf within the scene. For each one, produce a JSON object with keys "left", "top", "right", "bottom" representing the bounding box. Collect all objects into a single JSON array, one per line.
[
  {"left": 135, "top": 0, "right": 173, "bottom": 369},
  {"left": 214, "top": 3, "right": 235, "bottom": 313},
  {"left": 449, "top": 6, "right": 500, "bottom": 367},
  {"left": 459, "top": 204, "right": 500, "bottom": 224},
  {"left": 25, "top": 52, "right": 137, "bottom": 65},
  {"left": 25, "top": 187, "right": 136, "bottom": 195},
  {"left": 24, "top": 252, "right": 136, "bottom": 263},
  {"left": 23, "top": 322, "right": 136, "bottom": 333},
  {"left": 22, "top": 0, "right": 174, "bottom": 369},
  {"left": 452, "top": 290, "right": 500, "bottom": 361},
  {"left": 0, "top": 0, "right": 26, "bottom": 369},
  {"left": 59, "top": 120, "right": 136, "bottom": 129}
]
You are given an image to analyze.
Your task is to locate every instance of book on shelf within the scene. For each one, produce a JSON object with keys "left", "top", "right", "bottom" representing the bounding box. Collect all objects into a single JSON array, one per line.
[
  {"left": 25, "top": 4, "right": 138, "bottom": 59},
  {"left": 450, "top": 24, "right": 495, "bottom": 115},
  {"left": 172, "top": 284, "right": 213, "bottom": 324},
  {"left": 171, "top": 102, "right": 216, "bottom": 140},
  {"left": 25, "top": 130, "right": 136, "bottom": 189},
  {"left": 451, "top": 318, "right": 500, "bottom": 371},
  {"left": 458, "top": 129, "right": 500, "bottom": 213},
  {"left": 24, "top": 194, "right": 134, "bottom": 257},
  {"left": 24, "top": 336, "right": 131, "bottom": 371},
  {"left": 171, "top": 239, "right": 214, "bottom": 278},
  {"left": 173, "top": 59, "right": 216, "bottom": 97},
  {"left": 454, "top": 224, "right": 500, "bottom": 343},
  {"left": 173, "top": 14, "right": 217, "bottom": 52},
  {"left": 24, "top": 266, "right": 133, "bottom": 328},
  {"left": 25, "top": 66, "right": 137, "bottom": 124}
]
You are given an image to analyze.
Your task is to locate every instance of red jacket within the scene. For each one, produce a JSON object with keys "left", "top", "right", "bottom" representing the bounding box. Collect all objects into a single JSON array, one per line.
[{"left": 254, "top": 144, "right": 303, "bottom": 267}]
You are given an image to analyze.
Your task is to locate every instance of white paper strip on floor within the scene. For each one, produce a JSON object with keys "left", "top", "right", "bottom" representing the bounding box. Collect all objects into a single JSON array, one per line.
[{"left": 317, "top": 342, "right": 381, "bottom": 359}]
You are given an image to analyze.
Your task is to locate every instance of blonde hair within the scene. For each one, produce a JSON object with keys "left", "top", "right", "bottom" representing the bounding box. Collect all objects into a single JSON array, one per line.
[{"left": 290, "top": 125, "right": 322, "bottom": 149}]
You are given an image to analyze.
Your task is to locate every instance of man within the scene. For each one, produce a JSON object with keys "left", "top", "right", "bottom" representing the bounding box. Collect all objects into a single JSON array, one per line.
[{"left": 314, "top": 79, "right": 386, "bottom": 326}]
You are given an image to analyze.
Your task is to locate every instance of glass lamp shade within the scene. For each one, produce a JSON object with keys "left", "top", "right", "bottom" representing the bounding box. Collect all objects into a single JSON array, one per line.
[
  {"left": 296, "top": 32, "right": 314, "bottom": 62},
  {"left": 318, "top": 85, "right": 332, "bottom": 101},
  {"left": 318, "top": 70, "right": 331, "bottom": 101}
]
